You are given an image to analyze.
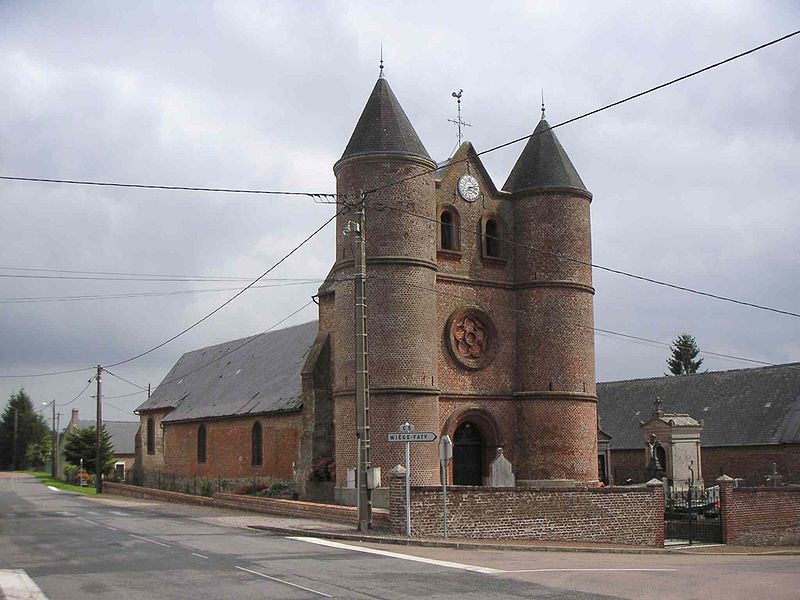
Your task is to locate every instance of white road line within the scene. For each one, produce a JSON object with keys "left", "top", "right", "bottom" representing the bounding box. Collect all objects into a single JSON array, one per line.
[
  {"left": 505, "top": 568, "right": 678, "bottom": 573},
  {"left": 46, "top": 485, "right": 60, "bottom": 492},
  {"left": 109, "top": 510, "right": 131, "bottom": 517},
  {"left": 76, "top": 516, "right": 100, "bottom": 526},
  {"left": 0, "top": 569, "right": 48, "bottom": 599},
  {"left": 106, "top": 526, "right": 117, "bottom": 531},
  {"left": 192, "top": 553, "right": 209, "bottom": 559},
  {"left": 288, "top": 537, "right": 503, "bottom": 574},
  {"left": 57, "top": 511, "right": 75, "bottom": 517},
  {"left": 86, "top": 511, "right": 100, "bottom": 516},
  {"left": 234, "top": 566, "right": 331, "bottom": 598},
  {"left": 130, "top": 534, "right": 170, "bottom": 547}
]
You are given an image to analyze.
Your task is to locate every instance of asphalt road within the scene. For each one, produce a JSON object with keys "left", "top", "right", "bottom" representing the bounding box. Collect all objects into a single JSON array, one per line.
[{"left": 1, "top": 474, "right": 798, "bottom": 599}]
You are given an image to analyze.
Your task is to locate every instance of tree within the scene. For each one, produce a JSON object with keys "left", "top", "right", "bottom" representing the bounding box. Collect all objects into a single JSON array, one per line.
[
  {"left": 25, "top": 436, "right": 52, "bottom": 469},
  {"left": 0, "top": 390, "right": 50, "bottom": 470},
  {"left": 62, "top": 425, "right": 114, "bottom": 476},
  {"left": 666, "top": 333, "right": 704, "bottom": 375}
]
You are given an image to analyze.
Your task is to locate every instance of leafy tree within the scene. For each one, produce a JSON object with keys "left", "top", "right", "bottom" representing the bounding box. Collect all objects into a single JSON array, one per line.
[
  {"left": 25, "top": 435, "right": 52, "bottom": 469},
  {"left": 63, "top": 426, "right": 114, "bottom": 476},
  {"left": 0, "top": 390, "right": 50, "bottom": 470},
  {"left": 666, "top": 333, "right": 704, "bottom": 375}
]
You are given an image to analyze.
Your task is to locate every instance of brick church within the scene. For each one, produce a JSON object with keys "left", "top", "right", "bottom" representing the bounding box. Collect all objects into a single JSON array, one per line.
[{"left": 135, "top": 70, "right": 600, "bottom": 499}]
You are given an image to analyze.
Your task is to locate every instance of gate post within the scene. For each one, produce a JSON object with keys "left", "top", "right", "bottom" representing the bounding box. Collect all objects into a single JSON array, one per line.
[
  {"left": 647, "top": 478, "right": 665, "bottom": 547},
  {"left": 717, "top": 474, "right": 735, "bottom": 544}
]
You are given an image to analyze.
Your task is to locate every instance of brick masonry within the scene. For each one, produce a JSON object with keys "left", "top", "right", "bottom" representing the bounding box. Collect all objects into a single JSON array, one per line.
[
  {"left": 718, "top": 478, "right": 800, "bottom": 545},
  {"left": 388, "top": 471, "right": 664, "bottom": 546}
]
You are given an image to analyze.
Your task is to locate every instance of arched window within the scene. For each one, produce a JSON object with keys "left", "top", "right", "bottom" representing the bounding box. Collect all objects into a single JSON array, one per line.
[
  {"left": 146, "top": 417, "right": 155, "bottom": 455},
  {"left": 439, "top": 206, "right": 460, "bottom": 251},
  {"left": 197, "top": 424, "right": 207, "bottom": 464},
  {"left": 482, "top": 215, "right": 502, "bottom": 259},
  {"left": 251, "top": 422, "right": 263, "bottom": 466}
]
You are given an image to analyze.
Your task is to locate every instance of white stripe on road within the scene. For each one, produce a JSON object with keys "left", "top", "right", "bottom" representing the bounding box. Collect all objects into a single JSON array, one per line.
[
  {"left": 0, "top": 569, "right": 48, "bottom": 599},
  {"left": 288, "top": 537, "right": 503, "bottom": 574},
  {"left": 505, "top": 568, "right": 678, "bottom": 573},
  {"left": 109, "top": 510, "right": 131, "bottom": 517},
  {"left": 130, "top": 534, "right": 170, "bottom": 547},
  {"left": 234, "top": 566, "right": 331, "bottom": 598},
  {"left": 46, "top": 485, "right": 59, "bottom": 492},
  {"left": 57, "top": 511, "right": 75, "bottom": 517},
  {"left": 192, "top": 553, "right": 208, "bottom": 559},
  {"left": 76, "top": 516, "right": 100, "bottom": 526},
  {"left": 105, "top": 526, "right": 117, "bottom": 531}
]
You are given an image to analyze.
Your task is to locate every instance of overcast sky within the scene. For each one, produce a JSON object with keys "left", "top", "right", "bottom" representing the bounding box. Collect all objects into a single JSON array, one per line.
[{"left": 1, "top": 1, "right": 798, "bottom": 423}]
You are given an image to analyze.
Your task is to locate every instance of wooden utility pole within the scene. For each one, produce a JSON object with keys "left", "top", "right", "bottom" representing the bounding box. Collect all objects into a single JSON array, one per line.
[
  {"left": 51, "top": 401, "right": 57, "bottom": 477},
  {"left": 95, "top": 365, "right": 103, "bottom": 494},
  {"left": 11, "top": 407, "right": 19, "bottom": 471}
]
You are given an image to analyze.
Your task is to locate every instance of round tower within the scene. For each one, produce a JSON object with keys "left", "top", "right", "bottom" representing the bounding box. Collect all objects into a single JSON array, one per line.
[
  {"left": 504, "top": 113, "right": 598, "bottom": 484},
  {"left": 332, "top": 73, "right": 441, "bottom": 489}
]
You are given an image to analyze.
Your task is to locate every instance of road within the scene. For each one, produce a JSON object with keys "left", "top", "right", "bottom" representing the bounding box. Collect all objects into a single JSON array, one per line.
[{"left": 1, "top": 473, "right": 798, "bottom": 599}]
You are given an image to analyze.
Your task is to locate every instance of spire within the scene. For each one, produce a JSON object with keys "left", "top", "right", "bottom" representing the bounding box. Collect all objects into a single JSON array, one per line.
[
  {"left": 338, "top": 76, "right": 432, "bottom": 165},
  {"left": 379, "top": 44, "right": 384, "bottom": 78},
  {"left": 502, "top": 114, "right": 587, "bottom": 194}
]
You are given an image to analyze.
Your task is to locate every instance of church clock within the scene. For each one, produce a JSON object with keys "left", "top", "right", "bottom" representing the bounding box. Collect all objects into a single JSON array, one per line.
[{"left": 457, "top": 174, "right": 480, "bottom": 202}]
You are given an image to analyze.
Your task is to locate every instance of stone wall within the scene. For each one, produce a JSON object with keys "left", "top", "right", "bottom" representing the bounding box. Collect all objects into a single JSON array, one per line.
[
  {"left": 389, "top": 473, "right": 664, "bottom": 546},
  {"left": 718, "top": 477, "right": 800, "bottom": 545}
]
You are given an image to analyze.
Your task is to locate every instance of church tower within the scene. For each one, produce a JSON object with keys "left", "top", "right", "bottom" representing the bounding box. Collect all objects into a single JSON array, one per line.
[
  {"left": 504, "top": 113, "right": 598, "bottom": 484},
  {"left": 331, "top": 72, "right": 441, "bottom": 489}
]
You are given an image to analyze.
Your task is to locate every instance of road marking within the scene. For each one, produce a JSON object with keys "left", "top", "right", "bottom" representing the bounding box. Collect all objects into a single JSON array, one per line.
[
  {"left": 76, "top": 516, "right": 100, "bottom": 526},
  {"left": 0, "top": 569, "right": 48, "bottom": 599},
  {"left": 46, "top": 485, "right": 60, "bottom": 492},
  {"left": 130, "top": 534, "right": 170, "bottom": 547},
  {"left": 234, "top": 566, "right": 331, "bottom": 598},
  {"left": 505, "top": 568, "right": 678, "bottom": 573},
  {"left": 86, "top": 511, "right": 100, "bottom": 516},
  {"left": 57, "top": 511, "right": 75, "bottom": 517},
  {"left": 288, "top": 537, "right": 503, "bottom": 574},
  {"left": 109, "top": 510, "right": 131, "bottom": 517},
  {"left": 192, "top": 553, "right": 209, "bottom": 559},
  {"left": 106, "top": 526, "right": 117, "bottom": 531}
]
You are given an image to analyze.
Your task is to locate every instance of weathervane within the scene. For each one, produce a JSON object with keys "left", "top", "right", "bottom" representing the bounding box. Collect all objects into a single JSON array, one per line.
[
  {"left": 541, "top": 88, "right": 546, "bottom": 119},
  {"left": 379, "top": 44, "right": 384, "bottom": 78},
  {"left": 448, "top": 89, "right": 472, "bottom": 146}
]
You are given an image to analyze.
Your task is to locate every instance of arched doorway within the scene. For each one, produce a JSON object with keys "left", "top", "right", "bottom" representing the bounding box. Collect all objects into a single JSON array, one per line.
[{"left": 453, "top": 421, "right": 483, "bottom": 486}]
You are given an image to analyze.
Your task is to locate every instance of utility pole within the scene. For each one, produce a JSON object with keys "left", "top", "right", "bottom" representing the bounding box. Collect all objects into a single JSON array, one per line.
[
  {"left": 11, "top": 407, "right": 18, "bottom": 471},
  {"left": 55, "top": 412, "right": 61, "bottom": 479},
  {"left": 51, "top": 401, "right": 57, "bottom": 477},
  {"left": 95, "top": 365, "right": 103, "bottom": 494},
  {"left": 347, "top": 200, "right": 372, "bottom": 531}
]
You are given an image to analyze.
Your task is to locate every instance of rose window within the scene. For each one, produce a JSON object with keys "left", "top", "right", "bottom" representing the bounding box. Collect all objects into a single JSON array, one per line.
[{"left": 447, "top": 308, "right": 495, "bottom": 370}]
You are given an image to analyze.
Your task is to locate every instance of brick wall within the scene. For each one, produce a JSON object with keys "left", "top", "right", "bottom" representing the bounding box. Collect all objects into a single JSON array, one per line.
[
  {"left": 389, "top": 472, "right": 664, "bottom": 546},
  {"left": 718, "top": 478, "right": 800, "bottom": 545}
]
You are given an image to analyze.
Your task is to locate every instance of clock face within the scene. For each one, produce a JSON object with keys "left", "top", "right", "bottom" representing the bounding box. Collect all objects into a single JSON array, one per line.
[{"left": 457, "top": 174, "right": 480, "bottom": 202}]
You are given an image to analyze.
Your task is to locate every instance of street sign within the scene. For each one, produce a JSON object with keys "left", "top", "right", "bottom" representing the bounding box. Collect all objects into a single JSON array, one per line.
[{"left": 388, "top": 432, "right": 437, "bottom": 442}]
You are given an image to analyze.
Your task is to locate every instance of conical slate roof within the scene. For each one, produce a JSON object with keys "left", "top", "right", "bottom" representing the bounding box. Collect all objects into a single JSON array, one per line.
[
  {"left": 339, "top": 76, "right": 432, "bottom": 164},
  {"left": 503, "top": 118, "right": 587, "bottom": 194}
]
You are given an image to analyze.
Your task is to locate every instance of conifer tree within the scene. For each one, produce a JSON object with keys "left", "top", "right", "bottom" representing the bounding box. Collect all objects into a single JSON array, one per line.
[
  {"left": 0, "top": 390, "right": 50, "bottom": 470},
  {"left": 63, "top": 426, "right": 114, "bottom": 476},
  {"left": 666, "top": 333, "right": 704, "bottom": 375}
]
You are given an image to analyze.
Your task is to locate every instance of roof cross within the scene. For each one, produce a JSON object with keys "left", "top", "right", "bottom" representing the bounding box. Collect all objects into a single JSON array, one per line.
[
  {"left": 447, "top": 89, "right": 472, "bottom": 146},
  {"left": 654, "top": 396, "right": 664, "bottom": 417}
]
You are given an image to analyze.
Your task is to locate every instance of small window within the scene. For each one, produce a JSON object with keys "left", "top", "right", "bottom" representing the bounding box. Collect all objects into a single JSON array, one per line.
[
  {"left": 197, "top": 424, "right": 207, "bottom": 464},
  {"left": 251, "top": 422, "right": 263, "bottom": 466},
  {"left": 439, "top": 206, "right": 460, "bottom": 251},
  {"left": 482, "top": 215, "right": 503, "bottom": 258},
  {"left": 146, "top": 417, "right": 155, "bottom": 455}
]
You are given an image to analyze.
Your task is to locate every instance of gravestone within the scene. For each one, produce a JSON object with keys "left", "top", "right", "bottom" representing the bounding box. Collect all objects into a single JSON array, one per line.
[{"left": 489, "top": 448, "right": 515, "bottom": 487}]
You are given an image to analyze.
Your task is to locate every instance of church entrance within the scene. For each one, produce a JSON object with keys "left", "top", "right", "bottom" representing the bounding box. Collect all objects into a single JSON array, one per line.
[{"left": 453, "top": 421, "right": 483, "bottom": 486}]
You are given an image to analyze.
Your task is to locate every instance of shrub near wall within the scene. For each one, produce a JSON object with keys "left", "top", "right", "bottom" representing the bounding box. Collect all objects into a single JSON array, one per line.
[{"left": 389, "top": 474, "right": 664, "bottom": 547}]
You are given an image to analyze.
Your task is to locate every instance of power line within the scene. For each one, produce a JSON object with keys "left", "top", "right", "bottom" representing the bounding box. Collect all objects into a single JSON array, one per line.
[
  {"left": 367, "top": 28, "right": 800, "bottom": 197},
  {"left": 103, "top": 400, "right": 136, "bottom": 416},
  {"left": 0, "top": 265, "right": 320, "bottom": 282},
  {"left": 379, "top": 202, "right": 800, "bottom": 319},
  {"left": 0, "top": 365, "right": 95, "bottom": 379},
  {"left": 365, "top": 274, "right": 783, "bottom": 369},
  {"left": 102, "top": 390, "right": 146, "bottom": 400},
  {"left": 0, "top": 175, "right": 338, "bottom": 200},
  {"left": 0, "top": 280, "right": 321, "bottom": 305},
  {"left": 56, "top": 378, "right": 94, "bottom": 407},
  {"left": 102, "top": 206, "right": 345, "bottom": 369},
  {"left": 0, "top": 273, "right": 312, "bottom": 283},
  {"left": 103, "top": 369, "right": 148, "bottom": 391}
]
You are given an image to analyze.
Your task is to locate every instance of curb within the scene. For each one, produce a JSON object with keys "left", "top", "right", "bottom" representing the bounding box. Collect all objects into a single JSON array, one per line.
[{"left": 248, "top": 525, "right": 671, "bottom": 555}]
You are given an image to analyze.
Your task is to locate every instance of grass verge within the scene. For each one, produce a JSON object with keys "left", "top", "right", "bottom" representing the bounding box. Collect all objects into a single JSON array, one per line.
[{"left": 24, "top": 471, "right": 97, "bottom": 495}]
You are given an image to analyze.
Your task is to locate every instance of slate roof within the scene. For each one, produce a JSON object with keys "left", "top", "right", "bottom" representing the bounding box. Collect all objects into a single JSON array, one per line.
[
  {"left": 598, "top": 363, "right": 800, "bottom": 449},
  {"left": 502, "top": 117, "right": 588, "bottom": 194},
  {"left": 338, "top": 76, "right": 432, "bottom": 165},
  {"left": 73, "top": 420, "right": 139, "bottom": 455},
  {"left": 136, "top": 321, "right": 318, "bottom": 423}
]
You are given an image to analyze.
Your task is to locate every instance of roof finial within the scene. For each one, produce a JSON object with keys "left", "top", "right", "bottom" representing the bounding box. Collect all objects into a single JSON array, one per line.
[
  {"left": 379, "top": 44, "right": 384, "bottom": 78},
  {"left": 541, "top": 88, "right": 546, "bottom": 120},
  {"left": 447, "top": 89, "right": 472, "bottom": 146}
]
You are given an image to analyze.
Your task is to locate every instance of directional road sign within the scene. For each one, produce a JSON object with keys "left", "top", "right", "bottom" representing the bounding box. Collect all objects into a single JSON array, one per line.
[{"left": 388, "top": 432, "right": 437, "bottom": 443}]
